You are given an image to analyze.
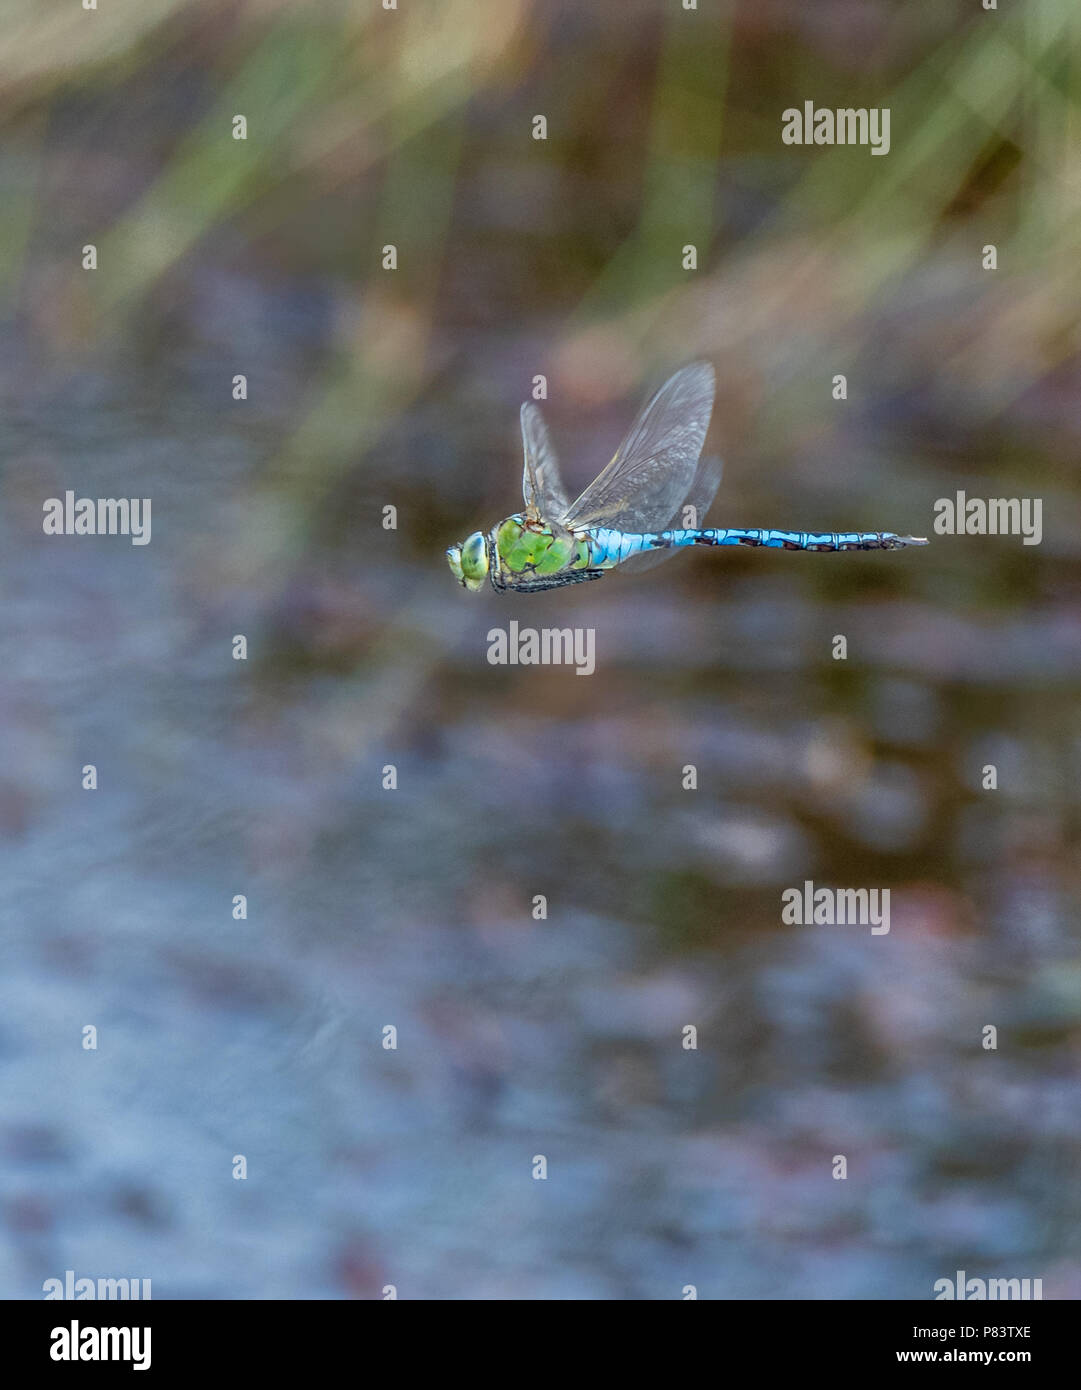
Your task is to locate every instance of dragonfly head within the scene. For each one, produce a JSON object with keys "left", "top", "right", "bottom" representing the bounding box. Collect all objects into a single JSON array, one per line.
[{"left": 446, "top": 530, "right": 489, "bottom": 592}]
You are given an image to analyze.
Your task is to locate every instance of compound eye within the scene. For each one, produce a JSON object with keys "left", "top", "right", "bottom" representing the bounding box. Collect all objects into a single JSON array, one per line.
[{"left": 460, "top": 532, "right": 487, "bottom": 579}]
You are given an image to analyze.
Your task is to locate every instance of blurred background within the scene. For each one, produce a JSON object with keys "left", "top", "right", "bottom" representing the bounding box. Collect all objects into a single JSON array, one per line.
[{"left": 1, "top": 0, "right": 1080, "bottom": 1299}]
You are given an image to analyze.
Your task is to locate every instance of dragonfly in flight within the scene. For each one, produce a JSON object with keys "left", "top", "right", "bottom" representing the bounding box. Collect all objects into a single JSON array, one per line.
[{"left": 446, "top": 363, "right": 927, "bottom": 594}]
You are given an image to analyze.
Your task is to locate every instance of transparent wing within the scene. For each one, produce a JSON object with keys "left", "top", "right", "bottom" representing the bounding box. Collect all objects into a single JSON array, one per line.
[
  {"left": 521, "top": 402, "right": 571, "bottom": 522},
  {"left": 617, "top": 452, "right": 724, "bottom": 572},
  {"left": 560, "top": 362, "right": 716, "bottom": 533}
]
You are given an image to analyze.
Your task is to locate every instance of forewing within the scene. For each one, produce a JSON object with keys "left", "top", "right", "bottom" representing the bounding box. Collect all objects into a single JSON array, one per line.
[
  {"left": 521, "top": 402, "right": 571, "bottom": 521},
  {"left": 560, "top": 362, "right": 716, "bottom": 533},
  {"left": 617, "top": 452, "right": 724, "bottom": 573}
]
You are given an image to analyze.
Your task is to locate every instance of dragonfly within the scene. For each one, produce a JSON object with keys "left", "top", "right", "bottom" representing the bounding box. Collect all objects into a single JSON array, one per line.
[{"left": 446, "top": 362, "right": 927, "bottom": 593}]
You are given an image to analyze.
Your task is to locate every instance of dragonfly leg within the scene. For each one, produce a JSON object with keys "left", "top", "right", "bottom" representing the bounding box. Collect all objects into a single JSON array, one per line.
[{"left": 503, "top": 569, "right": 607, "bottom": 593}]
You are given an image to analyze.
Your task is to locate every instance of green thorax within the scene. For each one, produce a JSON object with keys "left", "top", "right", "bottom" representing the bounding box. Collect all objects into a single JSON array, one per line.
[{"left": 492, "top": 514, "right": 591, "bottom": 581}]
